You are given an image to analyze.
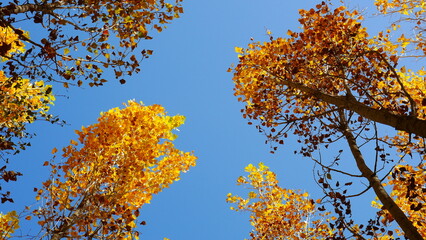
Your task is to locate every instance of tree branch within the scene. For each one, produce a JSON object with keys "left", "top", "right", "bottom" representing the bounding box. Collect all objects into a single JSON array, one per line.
[
  {"left": 265, "top": 68, "right": 426, "bottom": 138},
  {"left": 0, "top": 3, "right": 51, "bottom": 16},
  {"left": 338, "top": 110, "right": 423, "bottom": 240},
  {"left": 0, "top": 1, "right": 71, "bottom": 16}
]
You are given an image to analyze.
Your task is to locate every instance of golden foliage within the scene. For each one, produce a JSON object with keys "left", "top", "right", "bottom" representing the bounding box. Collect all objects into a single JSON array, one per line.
[
  {"left": 227, "top": 163, "right": 332, "bottom": 239},
  {"left": 233, "top": 1, "right": 425, "bottom": 129},
  {"left": 34, "top": 100, "right": 196, "bottom": 239},
  {"left": 232, "top": 1, "right": 426, "bottom": 238},
  {"left": 232, "top": 2, "right": 410, "bottom": 155},
  {"left": 0, "top": 27, "right": 26, "bottom": 60},
  {"left": 0, "top": 70, "right": 55, "bottom": 153},
  {"left": 232, "top": 0, "right": 426, "bottom": 162},
  {"left": 0, "top": 211, "right": 19, "bottom": 239},
  {"left": 0, "top": 71, "right": 54, "bottom": 128},
  {"left": 0, "top": 24, "right": 55, "bottom": 152},
  {"left": 374, "top": 0, "right": 426, "bottom": 57}
]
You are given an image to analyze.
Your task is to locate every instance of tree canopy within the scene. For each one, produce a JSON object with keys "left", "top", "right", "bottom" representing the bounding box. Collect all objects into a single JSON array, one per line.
[
  {"left": 1, "top": 0, "right": 426, "bottom": 239},
  {"left": 0, "top": 0, "right": 183, "bottom": 87},
  {"left": 0, "top": 0, "right": 183, "bottom": 204},
  {"left": 232, "top": 0, "right": 425, "bottom": 239},
  {"left": 1, "top": 100, "right": 196, "bottom": 239}
]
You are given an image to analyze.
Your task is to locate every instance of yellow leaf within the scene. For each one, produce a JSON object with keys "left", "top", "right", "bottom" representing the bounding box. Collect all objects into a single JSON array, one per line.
[
  {"left": 235, "top": 47, "right": 243, "bottom": 54},
  {"left": 244, "top": 164, "right": 255, "bottom": 172},
  {"left": 401, "top": 41, "right": 410, "bottom": 48}
]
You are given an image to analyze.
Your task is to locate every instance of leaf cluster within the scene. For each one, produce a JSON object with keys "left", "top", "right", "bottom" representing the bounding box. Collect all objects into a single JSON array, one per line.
[
  {"left": 33, "top": 100, "right": 196, "bottom": 239},
  {"left": 227, "top": 163, "right": 333, "bottom": 239},
  {"left": 0, "top": 0, "right": 183, "bottom": 87}
]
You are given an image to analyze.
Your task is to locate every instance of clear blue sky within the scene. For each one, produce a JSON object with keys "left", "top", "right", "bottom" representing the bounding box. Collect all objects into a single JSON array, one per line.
[{"left": 3, "top": 0, "right": 390, "bottom": 239}]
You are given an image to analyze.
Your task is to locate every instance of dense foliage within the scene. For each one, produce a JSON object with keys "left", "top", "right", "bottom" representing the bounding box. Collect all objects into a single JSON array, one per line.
[{"left": 34, "top": 101, "right": 196, "bottom": 239}]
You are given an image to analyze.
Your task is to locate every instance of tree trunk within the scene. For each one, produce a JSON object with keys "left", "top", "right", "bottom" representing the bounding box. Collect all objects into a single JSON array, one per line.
[{"left": 339, "top": 115, "right": 423, "bottom": 240}]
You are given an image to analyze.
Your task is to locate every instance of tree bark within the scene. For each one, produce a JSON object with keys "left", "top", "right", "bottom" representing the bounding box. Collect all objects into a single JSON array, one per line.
[
  {"left": 0, "top": 2, "right": 61, "bottom": 16},
  {"left": 339, "top": 113, "right": 423, "bottom": 240}
]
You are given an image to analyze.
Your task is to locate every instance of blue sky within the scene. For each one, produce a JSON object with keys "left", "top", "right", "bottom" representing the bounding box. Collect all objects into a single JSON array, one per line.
[{"left": 2, "top": 0, "right": 394, "bottom": 239}]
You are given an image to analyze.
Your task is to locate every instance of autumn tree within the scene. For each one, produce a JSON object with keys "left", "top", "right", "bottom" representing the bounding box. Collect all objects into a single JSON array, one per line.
[
  {"left": 0, "top": 0, "right": 184, "bottom": 149},
  {"left": 0, "top": 27, "right": 56, "bottom": 203},
  {"left": 0, "top": 0, "right": 184, "bottom": 202},
  {"left": 0, "top": 0, "right": 184, "bottom": 87},
  {"left": 232, "top": 0, "right": 425, "bottom": 239},
  {"left": 21, "top": 100, "right": 196, "bottom": 239},
  {"left": 227, "top": 163, "right": 333, "bottom": 239},
  {"left": 0, "top": 0, "right": 192, "bottom": 238}
]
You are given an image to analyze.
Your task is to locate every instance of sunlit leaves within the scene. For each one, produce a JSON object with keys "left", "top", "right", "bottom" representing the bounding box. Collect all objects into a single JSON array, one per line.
[
  {"left": 34, "top": 100, "right": 196, "bottom": 239},
  {"left": 234, "top": 3, "right": 424, "bottom": 150},
  {"left": 232, "top": 1, "right": 426, "bottom": 239},
  {"left": 0, "top": 70, "right": 55, "bottom": 153},
  {"left": 232, "top": 0, "right": 426, "bottom": 156},
  {"left": 227, "top": 163, "right": 332, "bottom": 239},
  {"left": 0, "top": 211, "right": 19, "bottom": 239},
  {"left": 0, "top": 71, "right": 54, "bottom": 127},
  {"left": 0, "top": 27, "right": 26, "bottom": 60},
  {"left": 232, "top": 2, "right": 397, "bottom": 154},
  {"left": 374, "top": 0, "right": 426, "bottom": 57},
  {"left": 0, "top": 68, "right": 55, "bottom": 202}
]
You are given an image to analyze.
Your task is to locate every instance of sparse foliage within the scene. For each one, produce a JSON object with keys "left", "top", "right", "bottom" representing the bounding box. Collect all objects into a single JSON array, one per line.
[
  {"left": 227, "top": 163, "right": 333, "bottom": 239},
  {"left": 0, "top": 29, "right": 55, "bottom": 203},
  {"left": 0, "top": 0, "right": 184, "bottom": 87}
]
